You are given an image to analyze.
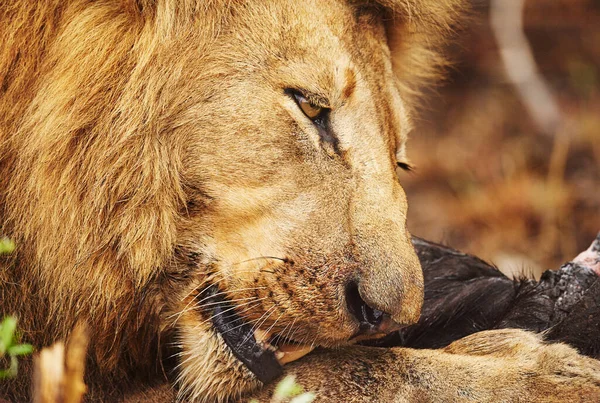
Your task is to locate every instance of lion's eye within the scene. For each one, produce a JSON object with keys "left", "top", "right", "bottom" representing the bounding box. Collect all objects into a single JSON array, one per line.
[{"left": 291, "top": 92, "right": 326, "bottom": 121}]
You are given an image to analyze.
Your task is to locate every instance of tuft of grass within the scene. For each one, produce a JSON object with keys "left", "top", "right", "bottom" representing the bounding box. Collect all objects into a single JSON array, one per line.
[{"left": 0, "top": 316, "right": 33, "bottom": 379}]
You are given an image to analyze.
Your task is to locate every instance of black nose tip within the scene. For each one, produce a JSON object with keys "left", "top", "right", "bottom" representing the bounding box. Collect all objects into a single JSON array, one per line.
[{"left": 345, "top": 281, "right": 385, "bottom": 332}]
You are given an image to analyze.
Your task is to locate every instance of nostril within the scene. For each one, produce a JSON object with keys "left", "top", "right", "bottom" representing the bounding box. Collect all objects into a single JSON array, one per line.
[{"left": 345, "top": 281, "right": 384, "bottom": 330}]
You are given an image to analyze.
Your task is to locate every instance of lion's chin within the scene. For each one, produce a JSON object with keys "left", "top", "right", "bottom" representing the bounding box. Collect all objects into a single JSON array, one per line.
[{"left": 201, "top": 285, "right": 315, "bottom": 382}]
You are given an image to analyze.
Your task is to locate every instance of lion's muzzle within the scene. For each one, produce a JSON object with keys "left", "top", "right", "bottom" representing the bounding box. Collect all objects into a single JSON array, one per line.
[{"left": 346, "top": 186, "right": 425, "bottom": 329}]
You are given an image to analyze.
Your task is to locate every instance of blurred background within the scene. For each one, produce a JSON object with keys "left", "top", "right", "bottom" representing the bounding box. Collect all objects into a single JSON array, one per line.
[{"left": 404, "top": 0, "right": 600, "bottom": 278}]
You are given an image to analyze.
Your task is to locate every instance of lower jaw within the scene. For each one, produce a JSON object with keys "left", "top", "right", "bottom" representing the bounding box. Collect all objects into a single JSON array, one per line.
[{"left": 200, "top": 285, "right": 314, "bottom": 384}]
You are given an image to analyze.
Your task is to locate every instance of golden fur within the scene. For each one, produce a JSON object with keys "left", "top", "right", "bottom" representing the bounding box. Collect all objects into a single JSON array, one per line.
[{"left": 1, "top": 1, "right": 599, "bottom": 402}]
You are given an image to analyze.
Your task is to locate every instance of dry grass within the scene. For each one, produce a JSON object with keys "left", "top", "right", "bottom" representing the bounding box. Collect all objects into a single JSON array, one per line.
[{"left": 33, "top": 323, "right": 88, "bottom": 403}]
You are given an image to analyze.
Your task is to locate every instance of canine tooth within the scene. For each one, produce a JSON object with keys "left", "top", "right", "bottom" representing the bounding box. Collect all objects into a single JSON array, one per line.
[
  {"left": 276, "top": 344, "right": 314, "bottom": 365},
  {"left": 254, "top": 329, "right": 271, "bottom": 342}
]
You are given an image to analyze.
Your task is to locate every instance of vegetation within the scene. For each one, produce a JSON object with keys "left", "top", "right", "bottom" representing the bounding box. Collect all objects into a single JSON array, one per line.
[
  {"left": 250, "top": 375, "right": 315, "bottom": 403},
  {"left": 0, "top": 316, "right": 33, "bottom": 379},
  {"left": 0, "top": 237, "right": 15, "bottom": 255},
  {"left": 0, "top": 238, "right": 33, "bottom": 379}
]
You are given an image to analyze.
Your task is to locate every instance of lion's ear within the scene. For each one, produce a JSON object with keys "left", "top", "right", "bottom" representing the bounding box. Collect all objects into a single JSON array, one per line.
[{"left": 380, "top": 0, "right": 468, "bottom": 101}]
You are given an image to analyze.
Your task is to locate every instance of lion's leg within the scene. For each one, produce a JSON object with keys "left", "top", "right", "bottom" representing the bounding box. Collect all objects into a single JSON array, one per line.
[{"left": 251, "top": 329, "right": 600, "bottom": 402}]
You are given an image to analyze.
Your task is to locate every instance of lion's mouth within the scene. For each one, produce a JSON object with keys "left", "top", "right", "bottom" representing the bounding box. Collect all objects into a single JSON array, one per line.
[{"left": 200, "top": 285, "right": 314, "bottom": 384}]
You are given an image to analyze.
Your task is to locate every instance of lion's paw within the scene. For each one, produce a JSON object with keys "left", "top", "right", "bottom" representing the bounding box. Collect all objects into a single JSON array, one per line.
[
  {"left": 445, "top": 329, "right": 600, "bottom": 401},
  {"left": 443, "top": 328, "right": 546, "bottom": 357}
]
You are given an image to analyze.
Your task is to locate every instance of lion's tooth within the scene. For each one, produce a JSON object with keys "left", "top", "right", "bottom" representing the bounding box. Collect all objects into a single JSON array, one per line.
[
  {"left": 254, "top": 329, "right": 271, "bottom": 343},
  {"left": 276, "top": 344, "right": 314, "bottom": 365}
]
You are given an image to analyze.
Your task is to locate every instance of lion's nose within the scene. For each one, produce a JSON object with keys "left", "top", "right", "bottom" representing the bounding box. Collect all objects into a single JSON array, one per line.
[{"left": 345, "top": 281, "right": 403, "bottom": 337}]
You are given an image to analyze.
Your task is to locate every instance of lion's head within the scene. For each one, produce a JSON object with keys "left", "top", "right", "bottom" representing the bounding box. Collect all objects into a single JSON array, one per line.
[{"left": 0, "top": 0, "right": 463, "bottom": 401}]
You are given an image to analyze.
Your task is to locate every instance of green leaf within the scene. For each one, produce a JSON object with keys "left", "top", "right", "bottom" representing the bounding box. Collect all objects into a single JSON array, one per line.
[
  {"left": 0, "top": 238, "right": 15, "bottom": 254},
  {"left": 290, "top": 393, "right": 316, "bottom": 403},
  {"left": 0, "top": 316, "right": 17, "bottom": 355},
  {"left": 0, "top": 318, "right": 29, "bottom": 379},
  {"left": 273, "top": 375, "right": 303, "bottom": 399},
  {"left": 0, "top": 356, "right": 18, "bottom": 379},
  {"left": 7, "top": 343, "right": 33, "bottom": 357}
]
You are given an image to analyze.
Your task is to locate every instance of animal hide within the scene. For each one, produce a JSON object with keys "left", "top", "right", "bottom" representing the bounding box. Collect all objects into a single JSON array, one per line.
[{"left": 370, "top": 234, "right": 600, "bottom": 358}]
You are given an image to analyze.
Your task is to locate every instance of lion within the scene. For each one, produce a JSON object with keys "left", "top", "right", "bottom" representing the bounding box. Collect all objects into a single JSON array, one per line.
[{"left": 1, "top": 0, "right": 599, "bottom": 402}]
